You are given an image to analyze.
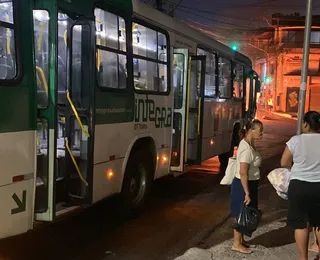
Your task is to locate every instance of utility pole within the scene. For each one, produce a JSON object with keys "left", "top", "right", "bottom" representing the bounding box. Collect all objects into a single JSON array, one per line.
[
  {"left": 156, "top": 0, "right": 162, "bottom": 11},
  {"left": 297, "top": 0, "right": 313, "bottom": 135}
]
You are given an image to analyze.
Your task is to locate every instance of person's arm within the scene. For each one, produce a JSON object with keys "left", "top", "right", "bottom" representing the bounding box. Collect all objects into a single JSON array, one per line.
[
  {"left": 281, "top": 145, "right": 293, "bottom": 169},
  {"left": 281, "top": 136, "right": 297, "bottom": 169},
  {"left": 239, "top": 162, "right": 251, "bottom": 205}
]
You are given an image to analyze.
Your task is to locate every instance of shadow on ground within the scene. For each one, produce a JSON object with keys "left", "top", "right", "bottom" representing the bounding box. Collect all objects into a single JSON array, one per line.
[{"left": 249, "top": 226, "right": 295, "bottom": 248}]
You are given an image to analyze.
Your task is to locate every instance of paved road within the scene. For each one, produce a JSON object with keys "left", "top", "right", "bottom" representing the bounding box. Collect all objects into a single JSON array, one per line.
[{"left": 0, "top": 110, "right": 296, "bottom": 260}]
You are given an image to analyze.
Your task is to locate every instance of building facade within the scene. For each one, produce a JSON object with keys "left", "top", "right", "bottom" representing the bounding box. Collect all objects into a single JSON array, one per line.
[{"left": 252, "top": 13, "right": 320, "bottom": 114}]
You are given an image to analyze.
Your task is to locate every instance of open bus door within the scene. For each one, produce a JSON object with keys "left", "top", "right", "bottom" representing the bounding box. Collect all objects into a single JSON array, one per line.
[
  {"left": 170, "top": 52, "right": 206, "bottom": 171},
  {"left": 34, "top": 4, "right": 95, "bottom": 221},
  {"left": 246, "top": 70, "right": 260, "bottom": 120},
  {"left": 171, "top": 48, "right": 188, "bottom": 172},
  {"left": 186, "top": 56, "right": 206, "bottom": 165}
]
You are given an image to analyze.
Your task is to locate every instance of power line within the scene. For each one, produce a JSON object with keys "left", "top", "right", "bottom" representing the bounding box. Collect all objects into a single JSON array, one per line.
[
  {"left": 177, "top": 5, "right": 263, "bottom": 22},
  {"left": 167, "top": 0, "right": 320, "bottom": 11},
  {"left": 169, "top": 0, "right": 184, "bottom": 14},
  {"left": 177, "top": 8, "right": 259, "bottom": 29},
  {"left": 168, "top": 0, "right": 278, "bottom": 10}
]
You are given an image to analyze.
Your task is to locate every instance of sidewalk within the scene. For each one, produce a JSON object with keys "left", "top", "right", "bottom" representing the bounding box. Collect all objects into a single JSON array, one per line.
[
  {"left": 174, "top": 221, "right": 316, "bottom": 260},
  {"left": 174, "top": 183, "right": 318, "bottom": 260}
]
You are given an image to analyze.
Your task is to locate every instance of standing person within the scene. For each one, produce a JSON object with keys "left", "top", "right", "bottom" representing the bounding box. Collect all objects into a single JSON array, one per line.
[
  {"left": 281, "top": 111, "right": 320, "bottom": 260},
  {"left": 230, "top": 119, "right": 264, "bottom": 254},
  {"left": 267, "top": 98, "right": 273, "bottom": 113}
]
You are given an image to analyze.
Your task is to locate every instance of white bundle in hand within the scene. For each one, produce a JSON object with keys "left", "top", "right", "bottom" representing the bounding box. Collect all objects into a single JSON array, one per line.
[
  {"left": 220, "top": 157, "right": 237, "bottom": 185},
  {"left": 267, "top": 168, "right": 291, "bottom": 200}
]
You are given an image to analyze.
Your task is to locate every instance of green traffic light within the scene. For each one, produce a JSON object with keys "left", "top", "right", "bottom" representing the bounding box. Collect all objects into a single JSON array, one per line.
[
  {"left": 231, "top": 42, "right": 239, "bottom": 51},
  {"left": 264, "top": 76, "right": 271, "bottom": 84}
]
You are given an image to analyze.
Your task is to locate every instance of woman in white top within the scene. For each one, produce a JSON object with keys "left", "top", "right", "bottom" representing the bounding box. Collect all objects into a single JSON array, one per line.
[
  {"left": 230, "top": 119, "right": 263, "bottom": 254},
  {"left": 281, "top": 111, "right": 320, "bottom": 260}
]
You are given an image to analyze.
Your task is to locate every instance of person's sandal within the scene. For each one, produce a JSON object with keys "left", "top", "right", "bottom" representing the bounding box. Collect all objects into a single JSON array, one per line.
[
  {"left": 309, "top": 244, "right": 319, "bottom": 253},
  {"left": 243, "top": 242, "right": 257, "bottom": 248},
  {"left": 232, "top": 246, "right": 252, "bottom": 254}
]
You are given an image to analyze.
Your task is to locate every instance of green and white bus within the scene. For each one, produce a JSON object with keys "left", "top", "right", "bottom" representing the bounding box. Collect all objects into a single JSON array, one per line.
[{"left": 0, "top": 0, "right": 260, "bottom": 239}]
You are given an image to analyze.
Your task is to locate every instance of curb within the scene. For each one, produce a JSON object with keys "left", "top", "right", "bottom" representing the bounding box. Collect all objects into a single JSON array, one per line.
[
  {"left": 258, "top": 109, "right": 298, "bottom": 121},
  {"left": 271, "top": 112, "right": 298, "bottom": 120}
]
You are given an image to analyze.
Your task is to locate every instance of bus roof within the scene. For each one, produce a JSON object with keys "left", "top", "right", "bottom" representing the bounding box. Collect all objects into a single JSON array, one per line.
[
  {"left": 234, "top": 52, "right": 252, "bottom": 67},
  {"left": 132, "top": 0, "right": 252, "bottom": 67},
  {"left": 57, "top": 0, "right": 132, "bottom": 18}
]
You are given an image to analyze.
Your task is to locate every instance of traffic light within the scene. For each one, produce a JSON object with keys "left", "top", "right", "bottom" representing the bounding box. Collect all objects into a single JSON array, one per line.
[
  {"left": 264, "top": 76, "right": 271, "bottom": 84},
  {"left": 231, "top": 42, "right": 239, "bottom": 51}
]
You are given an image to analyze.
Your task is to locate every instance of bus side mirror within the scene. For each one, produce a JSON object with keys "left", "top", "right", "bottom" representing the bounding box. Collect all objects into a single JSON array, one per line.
[{"left": 256, "top": 80, "right": 261, "bottom": 92}]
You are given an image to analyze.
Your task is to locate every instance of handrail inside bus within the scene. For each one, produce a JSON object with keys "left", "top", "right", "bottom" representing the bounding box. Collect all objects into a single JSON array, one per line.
[
  {"left": 184, "top": 57, "right": 192, "bottom": 160},
  {"left": 64, "top": 30, "right": 67, "bottom": 47},
  {"left": 65, "top": 137, "right": 88, "bottom": 186},
  {"left": 197, "top": 97, "right": 201, "bottom": 134},
  {"left": 6, "top": 14, "right": 10, "bottom": 54},
  {"left": 36, "top": 66, "right": 49, "bottom": 96},
  {"left": 66, "top": 89, "right": 90, "bottom": 137},
  {"left": 97, "top": 39, "right": 101, "bottom": 70},
  {"left": 37, "top": 22, "right": 46, "bottom": 52},
  {"left": 65, "top": 90, "right": 89, "bottom": 186}
]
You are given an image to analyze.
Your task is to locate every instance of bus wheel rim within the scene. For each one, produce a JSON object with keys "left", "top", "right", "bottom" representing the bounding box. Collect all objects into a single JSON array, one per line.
[{"left": 130, "top": 164, "right": 147, "bottom": 203}]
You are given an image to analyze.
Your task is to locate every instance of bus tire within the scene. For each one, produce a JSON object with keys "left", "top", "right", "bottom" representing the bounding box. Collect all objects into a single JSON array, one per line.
[
  {"left": 121, "top": 150, "right": 153, "bottom": 212},
  {"left": 218, "top": 140, "right": 234, "bottom": 167}
]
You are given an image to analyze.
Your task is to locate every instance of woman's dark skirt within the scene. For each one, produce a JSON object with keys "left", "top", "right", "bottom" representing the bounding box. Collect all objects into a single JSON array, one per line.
[
  {"left": 287, "top": 179, "right": 320, "bottom": 229},
  {"left": 230, "top": 177, "right": 259, "bottom": 218}
]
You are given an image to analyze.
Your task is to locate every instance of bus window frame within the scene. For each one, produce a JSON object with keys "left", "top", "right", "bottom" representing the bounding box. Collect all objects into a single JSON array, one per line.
[
  {"left": 196, "top": 45, "right": 217, "bottom": 99},
  {"left": 232, "top": 61, "right": 245, "bottom": 101},
  {"left": 173, "top": 52, "right": 185, "bottom": 110},
  {"left": 94, "top": 7, "right": 130, "bottom": 94},
  {"left": 33, "top": 9, "right": 50, "bottom": 110},
  {"left": 217, "top": 54, "right": 232, "bottom": 99},
  {"left": 0, "top": 0, "right": 23, "bottom": 86},
  {"left": 132, "top": 17, "right": 171, "bottom": 96}
]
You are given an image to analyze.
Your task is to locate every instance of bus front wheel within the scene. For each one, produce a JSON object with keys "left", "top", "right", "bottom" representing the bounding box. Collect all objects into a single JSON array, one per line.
[{"left": 121, "top": 150, "right": 153, "bottom": 212}]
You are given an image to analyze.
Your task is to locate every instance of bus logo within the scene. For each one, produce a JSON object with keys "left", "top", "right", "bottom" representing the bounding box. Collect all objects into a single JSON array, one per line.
[{"left": 135, "top": 98, "right": 172, "bottom": 129}]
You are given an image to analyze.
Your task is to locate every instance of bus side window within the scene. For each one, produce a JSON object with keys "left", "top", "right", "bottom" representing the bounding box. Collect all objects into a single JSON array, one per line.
[
  {"left": 57, "top": 13, "right": 68, "bottom": 105},
  {"left": 0, "top": 1, "right": 17, "bottom": 80},
  {"left": 218, "top": 57, "right": 232, "bottom": 98},
  {"left": 197, "top": 48, "right": 216, "bottom": 98},
  {"left": 132, "top": 22, "right": 169, "bottom": 93},
  {"left": 233, "top": 63, "right": 244, "bottom": 98},
  {"left": 94, "top": 8, "right": 127, "bottom": 90},
  {"left": 71, "top": 24, "right": 91, "bottom": 109},
  {"left": 173, "top": 53, "right": 184, "bottom": 109},
  {"left": 33, "top": 10, "right": 50, "bottom": 108}
]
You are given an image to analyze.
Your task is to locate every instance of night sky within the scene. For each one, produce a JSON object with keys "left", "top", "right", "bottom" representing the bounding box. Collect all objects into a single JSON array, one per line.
[{"left": 149, "top": 0, "right": 320, "bottom": 31}]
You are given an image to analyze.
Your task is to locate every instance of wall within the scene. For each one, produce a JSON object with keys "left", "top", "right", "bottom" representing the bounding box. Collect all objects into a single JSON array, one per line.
[{"left": 275, "top": 49, "right": 320, "bottom": 113}]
